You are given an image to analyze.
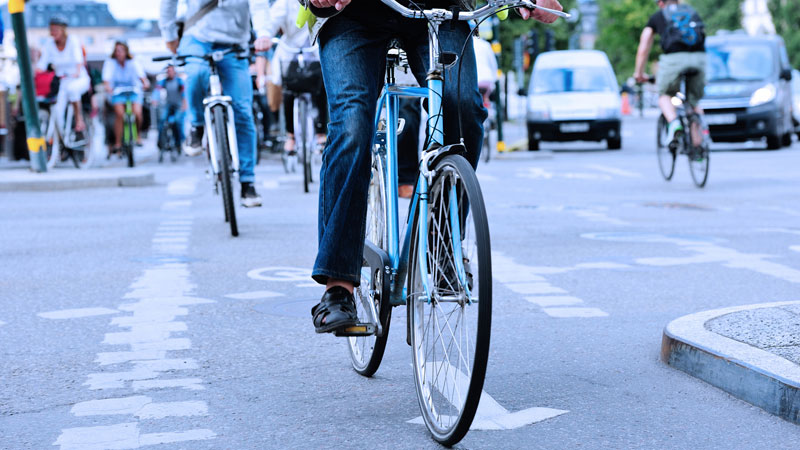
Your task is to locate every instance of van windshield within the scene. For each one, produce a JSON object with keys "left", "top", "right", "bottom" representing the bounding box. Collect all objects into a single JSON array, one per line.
[
  {"left": 706, "top": 42, "right": 774, "bottom": 82},
  {"left": 533, "top": 67, "right": 616, "bottom": 94}
]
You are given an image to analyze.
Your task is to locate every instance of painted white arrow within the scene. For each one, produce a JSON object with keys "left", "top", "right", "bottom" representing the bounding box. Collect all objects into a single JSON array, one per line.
[{"left": 407, "top": 361, "right": 568, "bottom": 430}]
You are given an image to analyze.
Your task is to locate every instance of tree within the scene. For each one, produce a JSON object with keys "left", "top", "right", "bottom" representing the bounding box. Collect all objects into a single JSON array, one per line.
[
  {"left": 769, "top": 0, "right": 800, "bottom": 69},
  {"left": 691, "top": 0, "right": 743, "bottom": 35}
]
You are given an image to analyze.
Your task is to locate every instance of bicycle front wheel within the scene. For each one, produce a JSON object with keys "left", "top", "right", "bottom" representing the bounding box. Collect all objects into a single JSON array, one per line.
[
  {"left": 72, "top": 110, "right": 95, "bottom": 170},
  {"left": 213, "top": 105, "right": 238, "bottom": 237},
  {"left": 656, "top": 115, "right": 675, "bottom": 181},
  {"left": 407, "top": 154, "right": 492, "bottom": 446},
  {"left": 38, "top": 108, "right": 58, "bottom": 169},
  {"left": 688, "top": 144, "right": 709, "bottom": 188},
  {"left": 348, "top": 150, "right": 391, "bottom": 377},
  {"left": 296, "top": 98, "right": 311, "bottom": 193}
]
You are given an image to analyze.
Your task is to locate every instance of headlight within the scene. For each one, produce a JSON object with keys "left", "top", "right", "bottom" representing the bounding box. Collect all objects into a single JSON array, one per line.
[{"left": 750, "top": 84, "right": 777, "bottom": 106}]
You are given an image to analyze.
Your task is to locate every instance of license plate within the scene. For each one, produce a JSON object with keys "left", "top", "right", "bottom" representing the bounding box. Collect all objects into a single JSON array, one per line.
[
  {"left": 559, "top": 122, "right": 590, "bottom": 133},
  {"left": 704, "top": 114, "right": 737, "bottom": 125}
]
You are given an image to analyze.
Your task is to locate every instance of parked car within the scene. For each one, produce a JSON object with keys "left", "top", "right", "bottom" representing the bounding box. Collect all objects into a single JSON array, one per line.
[
  {"left": 526, "top": 50, "right": 622, "bottom": 151},
  {"left": 792, "top": 69, "right": 800, "bottom": 140},
  {"left": 700, "top": 33, "right": 794, "bottom": 149}
]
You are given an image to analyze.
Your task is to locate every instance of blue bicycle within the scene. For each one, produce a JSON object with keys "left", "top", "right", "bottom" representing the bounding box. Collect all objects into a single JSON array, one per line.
[{"left": 342, "top": 0, "right": 568, "bottom": 445}]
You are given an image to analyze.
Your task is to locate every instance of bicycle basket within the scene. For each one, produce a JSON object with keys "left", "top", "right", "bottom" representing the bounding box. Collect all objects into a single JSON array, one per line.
[{"left": 283, "top": 59, "right": 323, "bottom": 95}]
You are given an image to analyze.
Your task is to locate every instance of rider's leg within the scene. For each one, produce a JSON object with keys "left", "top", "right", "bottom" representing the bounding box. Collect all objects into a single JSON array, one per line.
[
  {"left": 658, "top": 95, "right": 678, "bottom": 123},
  {"left": 217, "top": 47, "right": 257, "bottom": 186},
  {"left": 179, "top": 37, "right": 211, "bottom": 154},
  {"left": 112, "top": 103, "right": 125, "bottom": 149},
  {"left": 61, "top": 76, "right": 90, "bottom": 133},
  {"left": 312, "top": 14, "right": 389, "bottom": 291},
  {"left": 283, "top": 92, "right": 295, "bottom": 152},
  {"left": 405, "top": 20, "right": 487, "bottom": 169},
  {"left": 132, "top": 102, "right": 144, "bottom": 145}
]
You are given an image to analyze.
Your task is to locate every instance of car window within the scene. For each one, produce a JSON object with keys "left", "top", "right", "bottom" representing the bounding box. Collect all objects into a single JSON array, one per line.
[
  {"left": 532, "top": 67, "right": 616, "bottom": 94},
  {"left": 706, "top": 42, "right": 774, "bottom": 81}
]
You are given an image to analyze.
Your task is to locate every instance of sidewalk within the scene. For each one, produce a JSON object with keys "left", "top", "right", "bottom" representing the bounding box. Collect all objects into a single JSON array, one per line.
[
  {"left": 0, "top": 159, "right": 154, "bottom": 191},
  {"left": 662, "top": 301, "right": 800, "bottom": 424}
]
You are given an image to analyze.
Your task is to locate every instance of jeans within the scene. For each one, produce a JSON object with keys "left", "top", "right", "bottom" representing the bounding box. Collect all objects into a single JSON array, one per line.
[
  {"left": 312, "top": 11, "right": 487, "bottom": 285},
  {"left": 158, "top": 104, "right": 185, "bottom": 148},
  {"left": 179, "top": 37, "right": 257, "bottom": 183}
]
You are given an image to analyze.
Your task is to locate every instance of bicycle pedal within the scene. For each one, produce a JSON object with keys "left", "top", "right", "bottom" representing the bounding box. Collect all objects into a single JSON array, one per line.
[{"left": 334, "top": 323, "right": 376, "bottom": 337}]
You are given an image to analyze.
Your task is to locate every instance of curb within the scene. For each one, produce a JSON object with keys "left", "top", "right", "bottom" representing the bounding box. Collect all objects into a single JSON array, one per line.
[
  {"left": 661, "top": 301, "right": 800, "bottom": 424},
  {"left": 0, "top": 169, "right": 155, "bottom": 191}
]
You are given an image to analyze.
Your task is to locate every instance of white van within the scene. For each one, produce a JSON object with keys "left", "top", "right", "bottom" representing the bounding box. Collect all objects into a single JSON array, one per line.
[{"left": 526, "top": 50, "right": 622, "bottom": 150}]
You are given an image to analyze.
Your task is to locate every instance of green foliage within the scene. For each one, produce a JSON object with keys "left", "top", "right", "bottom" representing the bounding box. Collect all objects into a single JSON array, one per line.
[
  {"left": 769, "top": 0, "right": 800, "bottom": 69},
  {"left": 493, "top": 0, "right": 579, "bottom": 73},
  {"left": 595, "top": 0, "right": 657, "bottom": 84},
  {"left": 690, "top": 0, "right": 743, "bottom": 35}
]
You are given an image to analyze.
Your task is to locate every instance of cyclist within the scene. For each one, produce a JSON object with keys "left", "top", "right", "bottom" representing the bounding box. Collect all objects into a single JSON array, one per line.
[
  {"left": 634, "top": 0, "right": 706, "bottom": 147},
  {"left": 159, "top": 0, "right": 271, "bottom": 208},
  {"left": 302, "top": 0, "right": 563, "bottom": 334},
  {"left": 37, "top": 15, "right": 90, "bottom": 141},
  {"left": 258, "top": 0, "right": 328, "bottom": 155},
  {"left": 156, "top": 64, "right": 187, "bottom": 151},
  {"left": 103, "top": 41, "right": 149, "bottom": 153}
]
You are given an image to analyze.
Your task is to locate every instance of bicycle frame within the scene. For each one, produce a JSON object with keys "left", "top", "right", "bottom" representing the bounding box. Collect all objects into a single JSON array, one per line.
[{"left": 201, "top": 52, "right": 240, "bottom": 176}]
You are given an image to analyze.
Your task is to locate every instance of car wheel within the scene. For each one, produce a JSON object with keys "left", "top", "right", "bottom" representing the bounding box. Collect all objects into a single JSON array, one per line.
[
  {"left": 766, "top": 134, "right": 781, "bottom": 150},
  {"left": 528, "top": 138, "right": 540, "bottom": 151},
  {"left": 607, "top": 137, "right": 621, "bottom": 150},
  {"left": 781, "top": 132, "right": 792, "bottom": 147}
]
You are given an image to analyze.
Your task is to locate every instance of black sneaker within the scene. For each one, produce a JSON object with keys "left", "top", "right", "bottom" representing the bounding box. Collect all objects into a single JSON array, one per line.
[
  {"left": 184, "top": 125, "right": 204, "bottom": 156},
  {"left": 240, "top": 182, "right": 262, "bottom": 208}
]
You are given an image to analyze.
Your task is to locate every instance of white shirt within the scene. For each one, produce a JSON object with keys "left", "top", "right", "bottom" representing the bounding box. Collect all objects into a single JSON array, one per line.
[
  {"left": 473, "top": 37, "right": 498, "bottom": 86},
  {"left": 160, "top": 0, "right": 271, "bottom": 46},
  {"left": 102, "top": 58, "right": 147, "bottom": 91},
  {"left": 266, "top": 0, "right": 316, "bottom": 62},
  {"left": 38, "top": 35, "right": 88, "bottom": 79}
]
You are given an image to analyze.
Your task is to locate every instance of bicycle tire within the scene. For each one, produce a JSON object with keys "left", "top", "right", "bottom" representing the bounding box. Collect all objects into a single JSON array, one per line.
[
  {"left": 656, "top": 115, "right": 675, "bottom": 181},
  {"left": 213, "top": 105, "right": 238, "bottom": 237},
  {"left": 71, "top": 110, "right": 94, "bottom": 170},
  {"left": 407, "top": 154, "right": 492, "bottom": 446},
  {"left": 297, "top": 99, "right": 310, "bottom": 193},
  {"left": 124, "top": 114, "right": 136, "bottom": 168},
  {"left": 348, "top": 150, "right": 391, "bottom": 377},
  {"left": 38, "top": 108, "right": 58, "bottom": 169}
]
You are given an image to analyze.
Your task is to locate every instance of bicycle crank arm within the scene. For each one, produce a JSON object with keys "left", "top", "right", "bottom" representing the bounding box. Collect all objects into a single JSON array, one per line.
[{"left": 334, "top": 323, "right": 377, "bottom": 337}]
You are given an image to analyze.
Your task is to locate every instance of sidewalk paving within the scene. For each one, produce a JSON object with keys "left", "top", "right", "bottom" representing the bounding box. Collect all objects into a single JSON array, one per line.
[
  {"left": 662, "top": 301, "right": 800, "bottom": 424},
  {"left": 0, "top": 158, "right": 154, "bottom": 191}
]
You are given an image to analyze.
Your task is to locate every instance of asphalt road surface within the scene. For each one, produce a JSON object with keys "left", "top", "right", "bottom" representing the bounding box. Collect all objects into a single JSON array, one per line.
[{"left": 2, "top": 116, "right": 799, "bottom": 449}]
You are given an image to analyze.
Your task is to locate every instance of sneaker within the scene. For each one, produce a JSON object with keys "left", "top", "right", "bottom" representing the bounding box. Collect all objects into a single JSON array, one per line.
[
  {"left": 183, "top": 126, "right": 204, "bottom": 157},
  {"left": 666, "top": 119, "right": 683, "bottom": 147},
  {"left": 240, "top": 182, "right": 262, "bottom": 208}
]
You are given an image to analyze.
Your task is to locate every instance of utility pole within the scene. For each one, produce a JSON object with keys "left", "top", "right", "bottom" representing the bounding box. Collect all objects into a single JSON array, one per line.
[{"left": 9, "top": 0, "right": 48, "bottom": 172}]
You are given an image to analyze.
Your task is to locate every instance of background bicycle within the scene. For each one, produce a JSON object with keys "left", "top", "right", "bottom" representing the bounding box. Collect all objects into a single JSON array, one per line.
[{"left": 38, "top": 83, "right": 95, "bottom": 169}]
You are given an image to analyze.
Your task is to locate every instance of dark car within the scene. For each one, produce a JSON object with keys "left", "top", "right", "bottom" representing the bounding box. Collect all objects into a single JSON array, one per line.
[{"left": 700, "top": 33, "right": 794, "bottom": 149}]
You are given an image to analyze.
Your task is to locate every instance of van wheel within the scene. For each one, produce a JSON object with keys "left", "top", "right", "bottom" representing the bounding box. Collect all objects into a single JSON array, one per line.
[
  {"left": 607, "top": 137, "right": 621, "bottom": 150},
  {"left": 528, "top": 138, "right": 539, "bottom": 151},
  {"left": 781, "top": 132, "right": 792, "bottom": 147},
  {"left": 766, "top": 134, "right": 781, "bottom": 150}
]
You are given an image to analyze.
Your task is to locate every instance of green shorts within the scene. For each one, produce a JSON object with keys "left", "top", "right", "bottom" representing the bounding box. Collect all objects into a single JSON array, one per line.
[{"left": 657, "top": 52, "right": 706, "bottom": 108}]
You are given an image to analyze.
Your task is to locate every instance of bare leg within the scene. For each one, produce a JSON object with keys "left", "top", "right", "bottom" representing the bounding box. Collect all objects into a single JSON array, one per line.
[
  {"left": 72, "top": 101, "right": 86, "bottom": 132},
  {"left": 133, "top": 103, "right": 144, "bottom": 145},
  {"left": 658, "top": 95, "right": 677, "bottom": 122},
  {"left": 113, "top": 104, "right": 125, "bottom": 149}
]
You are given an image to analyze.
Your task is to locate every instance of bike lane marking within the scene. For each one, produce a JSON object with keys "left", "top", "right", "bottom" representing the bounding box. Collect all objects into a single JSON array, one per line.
[{"left": 45, "top": 176, "right": 216, "bottom": 449}]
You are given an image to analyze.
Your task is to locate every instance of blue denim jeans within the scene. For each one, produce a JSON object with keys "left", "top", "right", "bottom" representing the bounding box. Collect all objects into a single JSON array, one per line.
[
  {"left": 179, "top": 37, "right": 257, "bottom": 183},
  {"left": 158, "top": 104, "right": 185, "bottom": 148},
  {"left": 312, "top": 12, "right": 487, "bottom": 285}
]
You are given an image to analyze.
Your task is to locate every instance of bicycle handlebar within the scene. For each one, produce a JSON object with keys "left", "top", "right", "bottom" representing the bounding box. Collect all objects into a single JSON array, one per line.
[
  {"left": 152, "top": 45, "right": 251, "bottom": 65},
  {"left": 379, "top": 0, "right": 570, "bottom": 22}
]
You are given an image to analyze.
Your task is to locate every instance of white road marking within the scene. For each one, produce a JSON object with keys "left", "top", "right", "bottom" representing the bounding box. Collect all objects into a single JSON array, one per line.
[
  {"left": 543, "top": 307, "right": 609, "bottom": 318},
  {"left": 55, "top": 423, "right": 215, "bottom": 450},
  {"left": 225, "top": 290, "right": 285, "bottom": 300},
  {"left": 572, "top": 209, "right": 630, "bottom": 226},
  {"left": 295, "top": 282, "right": 320, "bottom": 288},
  {"left": 526, "top": 296, "right": 583, "bottom": 307},
  {"left": 506, "top": 282, "right": 567, "bottom": 295},
  {"left": 790, "top": 245, "right": 800, "bottom": 253},
  {"left": 757, "top": 227, "right": 800, "bottom": 236},
  {"left": 54, "top": 177, "right": 215, "bottom": 449},
  {"left": 0, "top": 320, "right": 5, "bottom": 326},
  {"left": 247, "top": 266, "right": 313, "bottom": 282},
  {"left": 261, "top": 179, "right": 280, "bottom": 190},
  {"left": 407, "top": 361, "right": 568, "bottom": 430},
  {"left": 38, "top": 308, "right": 119, "bottom": 320},
  {"left": 585, "top": 164, "right": 642, "bottom": 178}
]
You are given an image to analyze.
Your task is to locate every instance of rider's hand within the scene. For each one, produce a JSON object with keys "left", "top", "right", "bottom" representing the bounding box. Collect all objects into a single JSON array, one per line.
[
  {"left": 519, "top": 0, "right": 562, "bottom": 24},
  {"left": 254, "top": 37, "right": 272, "bottom": 52},
  {"left": 634, "top": 72, "right": 648, "bottom": 84},
  {"left": 310, "top": 0, "right": 350, "bottom": 11},
  {"left": 166, "top": 39, "right": 179, "bottom": 54}
]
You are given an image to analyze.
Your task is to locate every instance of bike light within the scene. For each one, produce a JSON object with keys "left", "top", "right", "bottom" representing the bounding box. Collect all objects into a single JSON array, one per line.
[
  {"left": 750, "top": 83, "right": 776, "bottom": 106},
  {"left": 670, "top": 96, "right": 683, "bottom": 107}
]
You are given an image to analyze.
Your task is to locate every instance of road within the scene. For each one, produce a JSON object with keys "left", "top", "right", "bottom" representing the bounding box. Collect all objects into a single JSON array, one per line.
[{"left": 2, "top": 115, "right": 800, "bottom": 449}]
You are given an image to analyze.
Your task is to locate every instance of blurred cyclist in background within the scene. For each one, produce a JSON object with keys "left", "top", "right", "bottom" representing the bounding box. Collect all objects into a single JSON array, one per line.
[
  {"left": 156, "top": 64, "right": 186, "bottom": 150},
  {"left": 103, "top": 40, "right": 149, "bottom": 153},
  {"left": 37, "top": 15, "right": 90, "bottom": 139}
]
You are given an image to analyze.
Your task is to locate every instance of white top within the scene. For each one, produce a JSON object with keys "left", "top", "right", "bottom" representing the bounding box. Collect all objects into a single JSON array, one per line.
[
  {"left": 38, "top": 35, "right": 88, "bottom": 79},
  {"left": 102, "top": 58, "right": 147, "bottom": 91},
  {"left": 160, "top": 0, "right": 271, "bottom": 46},
  {"left": 266, "top": 0, "right": 316, "bottom": 62},
  {"left": 473, "top": 37, "right": 498, "bottom": 86}
]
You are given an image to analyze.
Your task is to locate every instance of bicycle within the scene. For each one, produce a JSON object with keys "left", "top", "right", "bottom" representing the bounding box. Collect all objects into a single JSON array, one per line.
[
  {"left": 278, "top": 41, "right": 323, "bottom": 194},
  {"left": 654, "top": 69, "right": 710, "bottom": 188},
  {"left": 157, "top": 103, "right": 182, "bottom": 163},
  {"left": 339, "top": 0, "right": 568, "bottom": 445},
  {"left": 154, "top": 48, "right": 244, "bottom": 237},
  {"left": 479, "top": 85, "right": 496, "bottom": 163},
  {"left": 111, "top": 86, "right": 139, "bottom": 168},
  {"left": 39, "top": 83, "right": 95, "bottom": 169}
]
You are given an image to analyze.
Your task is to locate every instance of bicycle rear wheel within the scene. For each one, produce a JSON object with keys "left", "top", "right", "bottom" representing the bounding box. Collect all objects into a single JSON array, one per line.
[
  {"left": 124, "top": 115, "right": 136, "bottom": 168},
  {"left": 296, "top": 98, "right": 311, "bottom": 193},
  {"left": 213, "top": 105, "right": 238, "bottom": 237},
  {"left": 71, "top": 110, "right": 95, "bottom": 170},
  {"left": 656, "top": 115, "right": 675, "bottom": 181},
  {"left": 407, "top": 154, "right": 492, "bottom": 446},
  {"left": 348, "top": 150, "right": 391, "bottom": 377},
  {"left": 688, "top": 144, "right": 709, "bottom": 188}
]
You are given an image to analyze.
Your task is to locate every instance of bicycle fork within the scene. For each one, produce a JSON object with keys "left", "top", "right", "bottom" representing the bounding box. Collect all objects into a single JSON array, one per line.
[{"left": 203, "top": 73, "right": 240, "bottom": 175}]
